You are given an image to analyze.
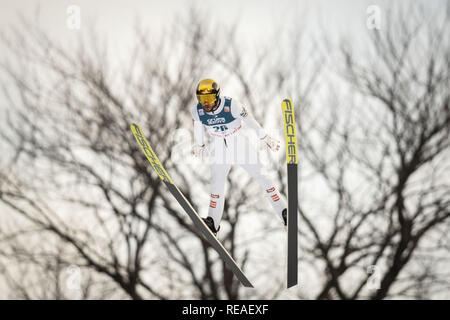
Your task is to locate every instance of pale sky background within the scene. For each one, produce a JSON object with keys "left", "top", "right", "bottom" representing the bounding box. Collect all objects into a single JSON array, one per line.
[
  {"left": 0, "top": 0, "right": 405, "bottom": 156},
  {"left": 0, "top": 0, "right": 443, "bottom": 102},
  {"left": 0, "top": 0, "right": 389, "bottom": 55},
  {"left": 0, "top": 0, "right": 442, "bottom": 41},
  {"left": 0, "top": 0, "right": 386, "bottom": 169},
  {"left": 0, "top": 0, "right": 445, "bottom": 236},
  {"left": 0, "top": 0, "right": 375, "bottom": 35},
  {"left": 0, "top": 0, "right": 445, "bottom": 224}
]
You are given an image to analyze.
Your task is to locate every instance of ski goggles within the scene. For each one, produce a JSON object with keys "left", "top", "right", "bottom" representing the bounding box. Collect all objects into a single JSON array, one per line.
[{"left": 197, "top": 93, "right": 217, "bottom": 105}]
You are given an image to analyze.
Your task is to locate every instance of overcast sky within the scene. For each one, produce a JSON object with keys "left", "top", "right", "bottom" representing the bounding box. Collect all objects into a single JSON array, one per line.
[
  {"left": 2, "top": 0, "right": 446, "bottom": 61},
  {"left": 0, "top": 0, "right": 389, "bottom": 53},
  {"left": 0, "top": 0, "right": 445, "bottom": 176},
  {"left": 0, "top": 0, "right": 394, "bottom": 126},
  {"left": 0, "top": 0, "right": 448, "bottom": 299}
]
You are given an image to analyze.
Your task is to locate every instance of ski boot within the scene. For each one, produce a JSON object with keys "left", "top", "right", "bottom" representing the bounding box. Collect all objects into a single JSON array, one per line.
[
  {"left": 282, "top": 208, "right": 287, "bottom": 228},
  {"left": 202, "top": 216, "right": 220, "bottom": 236}
]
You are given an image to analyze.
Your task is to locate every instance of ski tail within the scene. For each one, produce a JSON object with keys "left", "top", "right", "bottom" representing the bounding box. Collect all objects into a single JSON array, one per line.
[{"left": 281, "top": 98, "right": 299, "bottom": 288}]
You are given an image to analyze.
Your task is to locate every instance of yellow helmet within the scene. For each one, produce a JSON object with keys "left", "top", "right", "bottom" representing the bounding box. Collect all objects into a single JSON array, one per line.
[{"left": 196, "top": 79, "right": 220, "bottom": 107}]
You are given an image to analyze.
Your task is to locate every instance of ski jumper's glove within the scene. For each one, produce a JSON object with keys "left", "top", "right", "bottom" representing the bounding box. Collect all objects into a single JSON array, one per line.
[
  {"left": 192, "top": 144, "right": 206, "bottom": 157},
  {"left": 261, "top": 134, "right": 280, "bottom": 151},
  {"left": 191, "top": 117, "right": 206, "bottom": 158}
]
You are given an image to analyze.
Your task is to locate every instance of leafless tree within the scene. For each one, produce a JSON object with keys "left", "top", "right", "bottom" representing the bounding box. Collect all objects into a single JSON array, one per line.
[
  {"left": 0, "top": 7, "right": 322, "bottom": 299},
  {"left": 0, "top": 224, "right": 116, "bottom": 299},
  {"left": 1, "top": 2, "right": 447, "bottom": 301},
  {"left": 293, "top": 2, "right": 450, "bottom": 299}
]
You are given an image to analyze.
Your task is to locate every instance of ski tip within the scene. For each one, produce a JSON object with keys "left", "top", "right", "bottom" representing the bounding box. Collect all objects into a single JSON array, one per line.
[{"left": 131, "top": 123, "right": 142, "bottom": 134}]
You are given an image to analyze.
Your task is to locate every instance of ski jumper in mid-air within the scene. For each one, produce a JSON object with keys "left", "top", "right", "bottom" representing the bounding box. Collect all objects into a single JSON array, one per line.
[{"left": 191, "top": 78, "right": 287, "bottom": 235}]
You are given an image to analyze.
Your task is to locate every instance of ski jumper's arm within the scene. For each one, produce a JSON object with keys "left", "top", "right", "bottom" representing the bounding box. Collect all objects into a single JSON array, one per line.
[
  {"left": 191, "top": 106, "right": 205, "bottom": 146},
  {"left": 232, "top": 100, "right": 267, "bottom": 139}
]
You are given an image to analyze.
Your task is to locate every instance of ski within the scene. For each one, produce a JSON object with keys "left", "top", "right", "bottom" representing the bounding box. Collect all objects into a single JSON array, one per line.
[
  {"left": 130, "top": 123, "right": 254, "bottom": 288},
  {"left": 281, "top": 98, "right": 299, "bottom": 288}
]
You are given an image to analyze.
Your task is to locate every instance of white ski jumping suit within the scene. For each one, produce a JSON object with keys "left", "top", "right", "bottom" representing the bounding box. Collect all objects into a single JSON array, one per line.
[{"left": 191, "top": 96, "right": 287, "bottom": 229}]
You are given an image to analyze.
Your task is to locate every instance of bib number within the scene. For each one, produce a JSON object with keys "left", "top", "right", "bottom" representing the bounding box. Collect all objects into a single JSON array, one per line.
[{"left": 213, "top": 125, "right": 228, "bottom": 132}]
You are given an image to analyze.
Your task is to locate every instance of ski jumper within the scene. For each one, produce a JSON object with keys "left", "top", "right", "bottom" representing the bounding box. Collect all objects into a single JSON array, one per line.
[{"left": 191, "top": 97, "right": 287, "bottom": 229}]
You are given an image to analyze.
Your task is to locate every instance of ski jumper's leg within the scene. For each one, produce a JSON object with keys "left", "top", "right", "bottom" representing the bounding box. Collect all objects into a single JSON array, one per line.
[
  {"left": 207, "top": 137, "right": 232, "bottom": 230},
  {"left": 235, "top": 135, "right": 287, "bottom": 222},
  {"left": 240, "top": 162, "right": 286, "bottom": 222},
  {"left": 208, "top": 162, "right": 231, "bottom": 229}
]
